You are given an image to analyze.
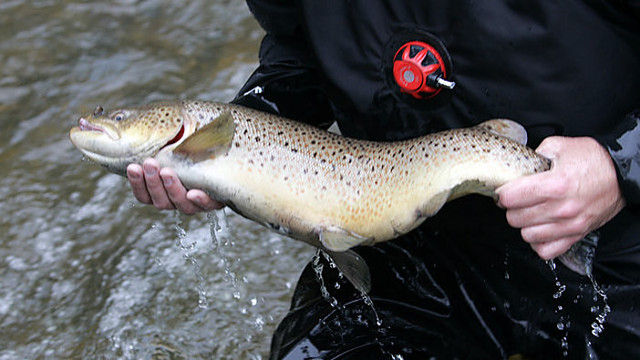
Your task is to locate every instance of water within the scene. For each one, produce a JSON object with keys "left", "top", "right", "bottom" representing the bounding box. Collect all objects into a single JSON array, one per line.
[
  {"left": 0, "top": 1, "right": 313, "bottom": 358},
  {"left": 547, "top": 258, "right": 613, "bottom": 357},
  {"left": 312, "top": 250, "right": 340, "bottom": 309},
  {"left": 546, "top": 260, "right": 570, "bottom": 357},
  {"left": 587, "top": 273, "right": 611, "bottom": 338}
]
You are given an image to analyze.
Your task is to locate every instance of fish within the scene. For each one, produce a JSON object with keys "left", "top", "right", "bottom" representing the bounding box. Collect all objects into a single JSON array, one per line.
[{"left": 69, "top": 100, "right": 552, "bottom": 293}]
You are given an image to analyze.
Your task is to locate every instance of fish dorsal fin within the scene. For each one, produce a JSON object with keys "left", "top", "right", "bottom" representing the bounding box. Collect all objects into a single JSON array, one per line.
[
  {"left": 474, "top": 119, "right": 528, "bottom": 145},
  {"left": 324, "top": 249, "right": 372, "bottom": 294},
  {"left": 174, "top": 112, "right": 236, "bottom": 162},
  {"left": 318, "top": 225, "right": 373, "bottom": 252}
]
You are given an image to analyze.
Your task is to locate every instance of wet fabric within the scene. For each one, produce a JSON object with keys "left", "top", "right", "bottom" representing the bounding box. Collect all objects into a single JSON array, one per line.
[
  {"left": 237, "top": 0, "right": 640, "bottom": 358},
  {"left": 269, "top": 198, "right": 640, "bottom": 359}
]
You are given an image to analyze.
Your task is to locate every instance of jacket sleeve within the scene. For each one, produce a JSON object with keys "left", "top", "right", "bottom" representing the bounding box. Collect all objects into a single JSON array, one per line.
[
  {"left": 232, "top": 0, "right": 334, "bottom": 128},
  {"left": 598, "top": 110, "right": 640, "bottom": 207}
]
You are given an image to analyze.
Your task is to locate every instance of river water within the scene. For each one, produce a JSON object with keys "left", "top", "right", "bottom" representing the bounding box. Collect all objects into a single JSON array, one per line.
[{"left": 0, "top": 1, "right": 313, "bottom": 358}]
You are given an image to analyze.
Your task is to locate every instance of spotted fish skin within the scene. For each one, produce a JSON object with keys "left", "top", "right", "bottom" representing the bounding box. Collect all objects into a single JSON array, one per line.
[
  {"left": 73, "top": 101, "right": 547, "bottom": 248},
  {"left": 70, "top": 100, "right": 551, "bottom": 292}
]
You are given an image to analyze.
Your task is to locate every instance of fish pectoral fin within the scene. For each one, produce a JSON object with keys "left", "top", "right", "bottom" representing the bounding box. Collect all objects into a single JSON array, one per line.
[
  {"left": 173, "top": 112, "right": 236, "bottom": 162},
  {"left": 318, "top": 226, "right": 373, "bottom": 252},
  {"left": 325, "top": 249, "right": 372, "bottom": 294},
  {"left": 474, "top": 119, "right": 528, "bottom": 145}
]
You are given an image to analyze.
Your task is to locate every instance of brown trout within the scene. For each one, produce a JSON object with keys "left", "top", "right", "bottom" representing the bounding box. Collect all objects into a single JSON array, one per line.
[{"left": 69, "top": 100, "right": 551, "bottom": 292}]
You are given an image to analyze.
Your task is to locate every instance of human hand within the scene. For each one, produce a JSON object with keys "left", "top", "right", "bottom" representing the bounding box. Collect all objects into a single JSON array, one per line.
[
  {"left": 126, "top": 158, "right": 224, "bottom": 215},
  {"left": 496, "top": 136, "right": 626, "bottom": 260}
]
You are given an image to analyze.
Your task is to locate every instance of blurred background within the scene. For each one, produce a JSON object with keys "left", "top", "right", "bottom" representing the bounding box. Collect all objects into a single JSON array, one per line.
[{"left": 0, "top": 1, "right": 313, "bottom": 358}]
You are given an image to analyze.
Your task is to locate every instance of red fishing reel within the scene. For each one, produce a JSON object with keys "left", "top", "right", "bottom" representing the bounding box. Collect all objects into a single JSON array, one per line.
[{"left": 392, "top": 40, "right": 455, "bottom": 100}]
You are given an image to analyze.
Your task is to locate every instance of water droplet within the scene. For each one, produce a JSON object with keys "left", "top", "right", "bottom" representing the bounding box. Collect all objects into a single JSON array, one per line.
[
  {"left": 561, "top": 335, "right": 569, "bottom": 357},
  {"left": 313, "top": 250, "right": 339, "bottom": 308},
  {"left": 207, "top": 210, "right": 243, "bottom": 301},
  {"left": 254, "top": 315, "right": 265, "bottom": 330},
  {"left": 587, "top": 269, "right": 611, "bottom": 338},
  {"left": 359, "top": 291, "right": 383, "bottom": 327},
  {"left": 174, "top": 213, "right": 209, "bottom": 308},
  {"left": 504, "top": 245, "right": 511, "bottom": 280}
]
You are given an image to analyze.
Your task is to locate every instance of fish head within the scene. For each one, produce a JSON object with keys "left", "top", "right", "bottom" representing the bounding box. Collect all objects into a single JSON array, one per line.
[{"left": 69, "top": 102, "right": 186, "bottom": 175}]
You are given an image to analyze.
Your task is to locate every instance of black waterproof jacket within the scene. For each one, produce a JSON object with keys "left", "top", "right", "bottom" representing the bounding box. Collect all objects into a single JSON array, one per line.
[{"left": 234, "top": 1, "right": 640, "bottom": 358}]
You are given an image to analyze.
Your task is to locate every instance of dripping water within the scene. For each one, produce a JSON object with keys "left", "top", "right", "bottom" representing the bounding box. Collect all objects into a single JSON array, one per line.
[
  {"left": 174, "top": 212, "right": 209, "bottom": 309},
  {"left": 577, "top": 233, "right": 611, "bottom": 339},
  {"left": 208, "top": 209, "right": 242, "bottom": 300},
  {"left": 547, "top": 259, "right": 570, "bottom": 357},
  {"left": 548, "top": 231, "right": 611, "bottom": 357},
  {"left": 313, "top": 249, "right": 384, "bottom": 331},
  {"left": 313, "top": 249, "right": 339, "bottom": 308},
  {"left": 503, "top": 244, "right": 510, "bottom": 280},
  {"left": 557, "top": 232, "right": 611, "bottom": 338},
  {"left": 588, "top": 272, "right": 610, "bottom": 338},
  {"left": 313, "top": 250, "right": 401, "bottom": 357}
]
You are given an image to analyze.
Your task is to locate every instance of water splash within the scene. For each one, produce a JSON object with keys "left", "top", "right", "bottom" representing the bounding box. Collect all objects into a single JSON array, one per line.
[
  {"left": 503, "top": 246, "right": 510, "bottom": 280},
  {"left": 174, "top": 213, "right": 209, "bottom": 309},
  {"left": 547, "top": 259, "right": 570, "bottom": 357},
  {"left": 571, "top": 232, "right": 612, "bottom": 339},
  {"left": 553, "top": 283, "right": 567, "bottom": 299},
  {"left": 557, "top": 232, "right": 611, "bottom": 338},
  {"left": 550, "top": 233, "right": 612, "bottom": 357},
  {"left": 312, "top": 249, "right": 339, "bottom": 308},
  {"left": 311, "top": 250, "right": 395, "bottom": 356},
  {"left": 314, "top": 250, "right": 383, "bottom": 327},
  {"left": 360, "top": 291, "right": 383, "bottom": 327},
  {"left": 207, "top": 209, "right": 242, "bottom": 300},
  {"left": 587, "top": 273, "right": 610, "bottom": 338}
]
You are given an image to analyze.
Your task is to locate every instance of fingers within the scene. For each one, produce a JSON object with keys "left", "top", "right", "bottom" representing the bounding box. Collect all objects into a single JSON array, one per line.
[
  {"left": 497, "top": 136, "right": 625, "bottom": 261},
  {"left": 497, "top": 170, "right": 573, "bottom": 210},
  {"left": 496, "top": 173, "right": 550, "bottom": 209},
  {"left": 127, "top": 163, "right": 152, "bottom": 204},
  {"left": 496, "top": 136, "right": 564, "bottom": 210},
  {"left": 519, "top": 218, "right": 586, "bottom": 245},
  {"left": 143, "top": 159, "right": 176, "bottom": 210},
  {"left": 126, "top": 159, "right": 224, "bottom": 214},
  {"left": 186, "top": 189, "right": 225, "bottom": 211},
  {"left": 158, "top": 167, "right": 222, "bottom": 214},
  {"left": 504, "top": 197, "right": 581, "bottom": 229},
  {"left": 529, "top": 236, "right": 580, "bottom": 260}
]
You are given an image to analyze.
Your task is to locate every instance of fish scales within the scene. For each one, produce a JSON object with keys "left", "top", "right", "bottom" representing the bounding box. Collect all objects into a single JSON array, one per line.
[
  {"left": 69, "top": 100, "right": 551, "bottom": 292},
  {"left": 172, "top": 101, "right": 548, "bottom": 245}
]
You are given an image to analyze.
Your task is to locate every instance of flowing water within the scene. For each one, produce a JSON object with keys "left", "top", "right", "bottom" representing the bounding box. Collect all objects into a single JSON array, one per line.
[{"left": 0, "top": 1, "right": 313, "bottom": 358}]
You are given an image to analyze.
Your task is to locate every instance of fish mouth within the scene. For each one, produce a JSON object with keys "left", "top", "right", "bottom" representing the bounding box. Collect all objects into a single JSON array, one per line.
[{"left": 77, "top": 118, "right": 118, "bottom": 140}]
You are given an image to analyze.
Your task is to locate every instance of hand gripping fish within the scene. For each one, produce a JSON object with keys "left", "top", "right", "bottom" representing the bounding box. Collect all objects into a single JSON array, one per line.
[{"left": 69, "top": 100, "right": 552, "bottom": 293}]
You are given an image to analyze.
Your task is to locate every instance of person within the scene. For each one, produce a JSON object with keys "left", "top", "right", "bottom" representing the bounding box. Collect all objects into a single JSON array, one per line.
[{"left": 127, "top": 1, "right": 640, "bottom": 358}]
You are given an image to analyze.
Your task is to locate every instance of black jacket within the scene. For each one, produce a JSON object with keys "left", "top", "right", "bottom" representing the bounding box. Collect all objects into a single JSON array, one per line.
[{"left": 235, "top": 1, "right": 640, "bottom": 358}]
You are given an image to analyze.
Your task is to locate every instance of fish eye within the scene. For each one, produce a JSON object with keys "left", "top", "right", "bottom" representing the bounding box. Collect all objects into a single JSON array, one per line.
[{"left": 113, "top": 112, "right": 125, "bottom": 121}]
